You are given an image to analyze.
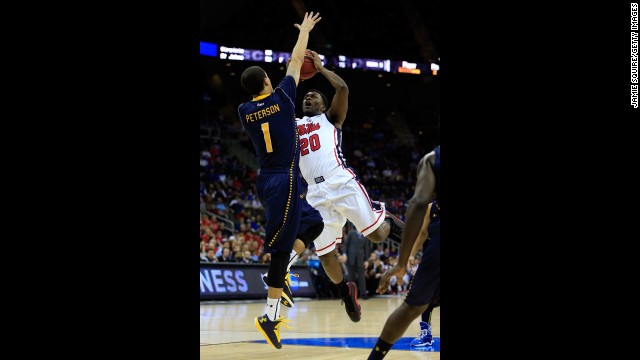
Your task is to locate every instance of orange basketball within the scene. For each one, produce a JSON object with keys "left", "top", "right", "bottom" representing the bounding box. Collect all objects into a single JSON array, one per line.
[{"left": 300, "top": 50, "right": 318, "bottom": 80}]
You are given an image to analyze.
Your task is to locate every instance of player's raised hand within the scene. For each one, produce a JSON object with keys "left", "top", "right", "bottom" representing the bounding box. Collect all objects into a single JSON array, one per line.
[
  {"left": 307, "top": 50, "right": 324, "bottom": 71},
  {"left": 294, "top": 11, "right": 321, "bottom": 32}
]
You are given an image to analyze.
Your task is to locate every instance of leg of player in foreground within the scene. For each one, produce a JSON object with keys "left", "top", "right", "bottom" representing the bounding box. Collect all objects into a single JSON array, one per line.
[{"left": 368, "top": 147, "right": 439, "bottom": 359}]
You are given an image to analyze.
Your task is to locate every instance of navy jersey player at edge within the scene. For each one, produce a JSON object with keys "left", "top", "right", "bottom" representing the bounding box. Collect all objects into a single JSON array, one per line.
[
  {"left": 368, "top": 146, "right": 440, "bottom": 360},
  {"left": 236, "top": 11, "right": 322, "bottom": 350}
]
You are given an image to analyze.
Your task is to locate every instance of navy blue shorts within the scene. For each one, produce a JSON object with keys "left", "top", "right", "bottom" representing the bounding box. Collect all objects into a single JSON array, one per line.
[
  {"left": 297, "top": 180, "right": 323, "bottom": 237},
  {"left": 257, "top": 169, "right": 302, "bottom": 254},
  {"left": 405, "top": 219, "right": 440, "bottom": 307}
]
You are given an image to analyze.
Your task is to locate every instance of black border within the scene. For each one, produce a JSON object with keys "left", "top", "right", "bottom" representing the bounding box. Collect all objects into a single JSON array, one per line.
[
  {"left": 20, "top": 3, "right": 201, "bottom": 358},
  {"left": 445, "top": 1, "right": 635, "bottom": 357}
]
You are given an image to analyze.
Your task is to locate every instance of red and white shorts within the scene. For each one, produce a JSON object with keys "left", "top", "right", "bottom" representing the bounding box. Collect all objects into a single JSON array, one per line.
[{"left": 306, "top": 168, "right": 385, "bottom": 256}]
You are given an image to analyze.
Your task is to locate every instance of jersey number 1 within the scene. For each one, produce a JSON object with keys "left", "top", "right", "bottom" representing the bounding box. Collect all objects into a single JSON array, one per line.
[{"left": 261, "top": 122, "right": 273, "bottom": 153}]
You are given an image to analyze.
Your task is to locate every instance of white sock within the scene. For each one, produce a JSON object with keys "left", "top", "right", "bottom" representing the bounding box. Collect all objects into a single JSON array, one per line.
[
  {"left": 286, "top": 249, "right": 299, "bottom": 273},
  {"left": 266, "top": 297, "right": 280, "bottom": 321}
]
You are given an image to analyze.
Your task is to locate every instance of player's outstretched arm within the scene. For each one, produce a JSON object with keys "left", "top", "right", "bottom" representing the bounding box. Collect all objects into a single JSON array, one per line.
[{"left": 286, "top": 12, "right": 322, "bottom": 85}]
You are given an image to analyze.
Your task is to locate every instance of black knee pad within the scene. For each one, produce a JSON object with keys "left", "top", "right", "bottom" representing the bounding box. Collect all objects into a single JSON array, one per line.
[
  {"left": 298, "top": 222, "right": 324, "bottom": 247},
  {"left": 266, "top": 251, "right": 290, "bottom": 288}
]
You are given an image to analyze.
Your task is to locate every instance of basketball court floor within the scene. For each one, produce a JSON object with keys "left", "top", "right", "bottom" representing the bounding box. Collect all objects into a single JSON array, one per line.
[{"left": 200, "top": 296, "right": 440, "bottom": 359}]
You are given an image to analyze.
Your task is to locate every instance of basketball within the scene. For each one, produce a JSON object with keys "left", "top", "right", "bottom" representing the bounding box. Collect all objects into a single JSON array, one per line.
[{"left": 300, "top": 50, "right": 318, "bottom": 80}]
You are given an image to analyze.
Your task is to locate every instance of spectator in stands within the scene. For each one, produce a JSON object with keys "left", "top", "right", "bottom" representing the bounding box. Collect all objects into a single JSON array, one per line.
[
  {"left": 214, "top": 197, "right": 227, "bottom": 212},
  {"left": 237, "top": 250, "right": 255, "bottom": 264},
  {"left": 215, "top": 242, "right": 228, "bottom": 257},
  {"left": 201, "top": 213, "right": 211, "bottom": 226},
  {"left": 374, "top": 243, "right": 385, "bottom": 258},
  {"left": 199, "top": 240, "right": 209, "bottom": 259},
  {"left": 249, "top": 241, "right": 261, "bottom": 261},
  {"left": 390, "top": 245, "right": 398, "bottom": 257},
  {"left": 248, "top": 216, "right": 259, "bottom": 232},
  {"left": 209, "top": 217, "right": 219, "bottom": 232},
  {"left": 229, "top": 195, "right": 244, "bottom": 215},
  {"left": 218, "top": 247, "right": 234, "bottom": 262},
  {"left": 233, "top": 250, "right": 244, "bottom": 262},
  {"left": 366, "top": 252, "right": 388, "bottom": 297},
  {"left": 218, "top": 223, "right": 233, "bottom": 238},
  {"left": 202, "top": 248, "right": 218, "bottom": 263},
  {"left": 383, "top": 247, "right": 391, "bottom": 259}
]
